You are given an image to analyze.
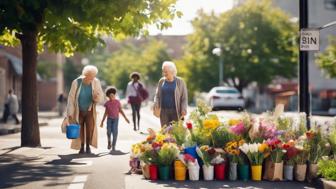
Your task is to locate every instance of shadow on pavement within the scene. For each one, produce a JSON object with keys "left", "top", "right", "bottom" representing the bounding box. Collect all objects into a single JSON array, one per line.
[
  {"left": 0, "top": 153, "right": 73, "bottom": 188},
  {"left": 147, "top": 180, "right": 318, "bottom": 189},
  {"left": 110, "top": 150, "right": 129, "bottom": 156},
  {"left": 46, "top": 153, "right": 100, "bottom": 166}
]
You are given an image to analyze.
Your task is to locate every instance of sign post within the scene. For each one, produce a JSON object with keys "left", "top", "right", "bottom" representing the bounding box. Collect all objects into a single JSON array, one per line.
[{"left": 300, "top": 29, "right": 320, "bottom": 51}]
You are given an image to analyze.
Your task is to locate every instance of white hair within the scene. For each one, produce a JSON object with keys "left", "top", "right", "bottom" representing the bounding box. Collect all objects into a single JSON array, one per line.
[
  {"left": 162, "top": 61, "right": 177, "bottom": 76},
  {"left": 82, "top": 65, "right": 98, "bottom": 76}
]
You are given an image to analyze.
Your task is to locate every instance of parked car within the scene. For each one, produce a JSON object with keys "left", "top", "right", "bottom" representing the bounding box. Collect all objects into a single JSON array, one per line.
[{"left": 206, "top": 86, "right": 245, "bottom": 110}]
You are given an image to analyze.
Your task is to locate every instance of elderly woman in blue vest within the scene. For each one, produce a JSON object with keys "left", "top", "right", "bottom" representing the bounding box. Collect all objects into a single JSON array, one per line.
[
  {"left": 154, "top": 61, "right": 188, "bottom": 127},
  {"left": 66, "top": 65, "right": 104, "bottom": 154}
]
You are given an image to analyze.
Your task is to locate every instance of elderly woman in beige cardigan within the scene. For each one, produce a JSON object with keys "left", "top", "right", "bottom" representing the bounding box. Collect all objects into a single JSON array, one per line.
[
  {"left": 66, "top": 65, "right": 104, "bottom": 154},
  {"left": 154, "top": 61, "right": 188, "bottom": 127}
]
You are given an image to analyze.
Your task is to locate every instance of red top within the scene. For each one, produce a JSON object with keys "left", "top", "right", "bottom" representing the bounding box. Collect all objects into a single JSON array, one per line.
[{"left": 104, "top": 99, "right": 121, "bottom": 119}]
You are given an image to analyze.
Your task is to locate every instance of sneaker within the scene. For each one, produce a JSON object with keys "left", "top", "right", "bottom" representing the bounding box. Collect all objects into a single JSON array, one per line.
[{"left": 86, "top": 146, "right": 91, "bottom": 154}]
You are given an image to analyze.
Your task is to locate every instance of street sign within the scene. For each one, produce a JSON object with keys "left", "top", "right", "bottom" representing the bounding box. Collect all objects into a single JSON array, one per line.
[{"left": 300, "top": 29, "right": 320, "bottom": 51}]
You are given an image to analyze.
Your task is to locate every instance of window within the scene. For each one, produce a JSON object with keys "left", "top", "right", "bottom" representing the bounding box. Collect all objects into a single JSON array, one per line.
[{"left": 325, "top": 0, "right": 336, "bottom": 10}]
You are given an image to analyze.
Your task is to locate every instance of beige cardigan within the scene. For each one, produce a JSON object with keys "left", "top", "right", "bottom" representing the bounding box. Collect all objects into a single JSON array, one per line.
[
  {"left": 66, "top": 76, "right": 104, "bottom": 150},
  {"left": 154, "top": 77, "right": 188, "bottom": 118}
]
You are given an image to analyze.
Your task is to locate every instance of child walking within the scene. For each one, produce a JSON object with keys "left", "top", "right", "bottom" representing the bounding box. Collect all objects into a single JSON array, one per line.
[{"left": 100, "top": 87, "right": 130, "bottom": 151}]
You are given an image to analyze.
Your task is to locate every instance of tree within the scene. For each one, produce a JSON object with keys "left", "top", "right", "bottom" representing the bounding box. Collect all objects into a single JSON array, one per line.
[
  {"left": 316, "top": 37, "right": 336, "bottom": 78},
  {"left": 0, "top": 0, "right": 180, "bottom": 147},
  {"left": 180, "top": 0, "right": 297, "bottom": 95},
  {"left": 100, "top": 39, "right": 170, "bottom": 92}
]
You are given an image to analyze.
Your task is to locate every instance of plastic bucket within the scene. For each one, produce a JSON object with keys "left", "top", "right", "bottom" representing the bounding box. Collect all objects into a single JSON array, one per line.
[
  {"left": 251, "top": 165, "right": 262, "bottom": 181},
  {"left": 174, "top": 160, "right": 186, "bottom": 181},
  {"left": 66, "top": 124, "right": 80, "bottom": 139},
  {"left": 238, "top": 164, "right": 249, "bottom": 181},
  {"left": 149, "top": 164, "right": 158, "bottom": 180},
  {"left": 214, "top": 163, "right": 226, "bottom": 180},
  {"left": 159, "top": 166, "right": 170, "bottom": 180}
]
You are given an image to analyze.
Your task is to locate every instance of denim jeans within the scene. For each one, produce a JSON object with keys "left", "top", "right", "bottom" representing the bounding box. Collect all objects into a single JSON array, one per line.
[{"left": 106, "top": 118, "right": 119, "bottom": 147}]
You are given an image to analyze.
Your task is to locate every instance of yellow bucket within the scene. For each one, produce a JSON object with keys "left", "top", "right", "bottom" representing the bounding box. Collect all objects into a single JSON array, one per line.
[
  {"left": 251, "top": 165, "right": 262, "bottom": 181},
  {"left": 174, "top": 160, "right": 186, "bottom": 181}
]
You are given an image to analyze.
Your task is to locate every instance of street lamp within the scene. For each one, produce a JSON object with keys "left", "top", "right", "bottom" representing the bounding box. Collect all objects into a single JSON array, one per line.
[{"left": 212, "top": 47, "right": 223, "bottom": 86}]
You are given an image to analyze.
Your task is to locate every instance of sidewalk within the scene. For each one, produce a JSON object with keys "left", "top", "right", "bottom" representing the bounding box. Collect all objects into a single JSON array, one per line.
[{"left": 0, "top": 111, "right": 59, "bottom": 135}]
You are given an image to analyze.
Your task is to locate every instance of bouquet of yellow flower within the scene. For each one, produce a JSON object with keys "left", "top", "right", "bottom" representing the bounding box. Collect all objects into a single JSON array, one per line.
[
  {"left": 157, "top": 143, "right": 179, "bottom": 166},
  {"left": 225, "top": 140, "right": 245, "bottom": 163}
]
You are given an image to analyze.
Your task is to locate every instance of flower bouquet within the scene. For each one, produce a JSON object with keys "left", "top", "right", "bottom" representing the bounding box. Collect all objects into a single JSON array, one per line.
[
  {"left": 263, "top": 138, "right": 285, "bottom": 181},
  {"left": 282, "top": 140, "right": 299, "bottom": 180},
  {"left": 196, "top": 145, "right": 218, "bottom": 180},
  {"left": 294, "top": 136, "right": 309, "bottom": 182},
  {"left": 225, "top": 140, "right": 244, "bottom": 180},
  {"left": 157, "top": 143, "right": 179, "bottom": 180},
  {"left": 306, "top": 129, "right": 331, "bottom": 182},
  {"left": 239, "top": 142, "right": 269, "bottom": 181}
]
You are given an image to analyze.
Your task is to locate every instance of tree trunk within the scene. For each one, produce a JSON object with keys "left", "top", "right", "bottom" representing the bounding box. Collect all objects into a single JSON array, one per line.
[{"left": 20, "top": 30, "right": 41, "bottom": 147}]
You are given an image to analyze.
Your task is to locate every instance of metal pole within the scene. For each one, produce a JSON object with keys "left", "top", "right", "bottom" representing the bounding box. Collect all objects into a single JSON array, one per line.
[
  {"left": 219, "top": 53, "right": 223, "bottom": 86},
  {"left": 299, "top": 0, "right": 310, "bottom": 129}
]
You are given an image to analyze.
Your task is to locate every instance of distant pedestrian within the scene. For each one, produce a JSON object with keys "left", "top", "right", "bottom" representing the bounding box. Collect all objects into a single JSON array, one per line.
[
  {"left": 153, "top": 61, "right": 188, "bottom": 127},
  {"left": 65, "top": 65, "right": 104, "bottom": 154},
  {"left": 57, "top": 93, "right": 66, "bottom": 117},
  {"left": 2, "top": 90, "right": 20, "bottom": 124},
  {"left": 126, "top": 72, "right": 148, "bottom": 131},
  {"left": 100, "top": 87, "right": 130, "bottom": 151}
]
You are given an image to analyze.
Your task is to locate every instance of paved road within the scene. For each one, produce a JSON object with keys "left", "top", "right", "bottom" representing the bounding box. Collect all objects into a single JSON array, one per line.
[{"left": 0, "top": 106, "right": 321, "bottom": 189}]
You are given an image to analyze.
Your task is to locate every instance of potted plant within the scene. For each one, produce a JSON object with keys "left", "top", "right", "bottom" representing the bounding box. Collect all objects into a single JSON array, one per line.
[
  {"left": 264, "top": 138, "right": 285, "bottom": 181},
  {"left": 140, "top": 145, "right": 159, "bottom": 180},
  {"left": 157, "top": 143, "right": 179, "bottom": 180},
  {"left": 196, "top": 145, "right": 217, "bottom": 180},
  {"left": 294, "top": 137, "right": 308, "bottom": 182},
  {"left": 225, "top": 140, "right": 244, "bottom": 181},
  {"left": 306, "top": 129, "right": 331, "bottom": 182},
  {"left": 282, "top": 140, "right": 298, "bottom": 181},
  {"left": 318, "top": 158, "right": 336, "bottom": 189},
  {"left": 183, "top": 153, "right": 200, "bottom": 181},
  {"left": 239, "top": 142, "right": 269, "bottom": 181}
]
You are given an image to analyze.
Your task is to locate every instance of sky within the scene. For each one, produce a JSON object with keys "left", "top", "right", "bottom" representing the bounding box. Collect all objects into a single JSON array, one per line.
[{"left": 148, "top": 0, "right": 234, "bottom": 36}]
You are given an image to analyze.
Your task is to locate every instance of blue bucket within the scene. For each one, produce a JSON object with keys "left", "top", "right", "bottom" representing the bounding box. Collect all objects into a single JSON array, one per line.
[
  {"left": 66, "top": 124, "right": 80, "bottom": 139},
  {"left": 184, "top": 146, "right": 197, "bottom": 158}
]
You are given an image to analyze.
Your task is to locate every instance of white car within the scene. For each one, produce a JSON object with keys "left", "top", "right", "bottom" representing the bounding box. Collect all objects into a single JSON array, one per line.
[{"left": 207, "top": 86, "right": 245, "bottom": 110}]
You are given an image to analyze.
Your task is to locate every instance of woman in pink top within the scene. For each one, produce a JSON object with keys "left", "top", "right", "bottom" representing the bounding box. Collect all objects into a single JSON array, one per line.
[{"left": 100, "top": 87, "right": 129, "bottom": 151}]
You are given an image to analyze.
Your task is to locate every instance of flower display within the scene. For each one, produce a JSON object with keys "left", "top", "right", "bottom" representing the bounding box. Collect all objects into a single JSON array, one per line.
[
  {"left": 267, "top": 138, "right": 285, "bottom": 163},
  {"left": 196, "top": 145, "right": 218, "bottom": 166},
  {"left": 239, "top": 142, "right": 269, "bottom": 165},
  {"left": 130, "top": 102, "right": 336, "bottom": 183},
  {"left": 158, "top": 143, "right": 179, "bottom": 166}
]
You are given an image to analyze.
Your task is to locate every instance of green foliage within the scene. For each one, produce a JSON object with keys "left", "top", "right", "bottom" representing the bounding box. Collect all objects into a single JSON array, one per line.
[
  {"left": 0, "top": 0, "right": 181, "bottom": 56},
  {"left": 316, "top": 37, "right": 336, "bottom": 78},
  {"left": 329, "top": 129, "right": 336, "bottom": 157},
  {"left": 98, "top": 39, "right": 170, "bottom": 91},
  {"left": 157, "top": 144, "right": 179, "bottom": 166},
  {"left": 178, "top": 0, "right": 297, "bottom": 96},
  {"left": 318, "top": 159, "right": 336, "bottom": 181},
  {"left": 211, "top": 126, "right": 236, "bottom": 148},
  {"left": 140, "top": 150, "right": 159, "bottom": 165},
  {"left": 37, "top": 60, "right": 57, "bottom": 80},
  {"left": 170, "top": 121, "right": 187, "bottom": 146},
  {"left": 63, "top": 58, "right": 82, "bottom": 91}
]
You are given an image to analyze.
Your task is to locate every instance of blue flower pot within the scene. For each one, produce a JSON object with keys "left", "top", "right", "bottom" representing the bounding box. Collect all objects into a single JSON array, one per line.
[{"left": 66, "top": 124, "right": 80, "bottom": 139}]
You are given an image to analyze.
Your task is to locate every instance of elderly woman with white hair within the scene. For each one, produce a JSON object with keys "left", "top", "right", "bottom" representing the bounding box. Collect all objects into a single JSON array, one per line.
[
  {"left": 154, "top": 61, "right": 188, "bottom": 127},
  {"left": 66, "top": 65, "right": 104, "bottom": 154}
]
